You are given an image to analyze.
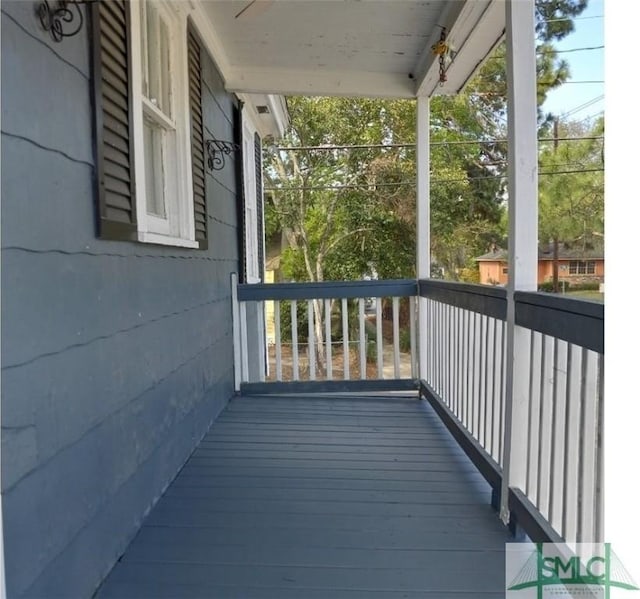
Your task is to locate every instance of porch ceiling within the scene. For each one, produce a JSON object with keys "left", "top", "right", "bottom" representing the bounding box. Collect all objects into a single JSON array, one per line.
[{"left": 195, "top": 0, "right": 506, "bottom": 99}]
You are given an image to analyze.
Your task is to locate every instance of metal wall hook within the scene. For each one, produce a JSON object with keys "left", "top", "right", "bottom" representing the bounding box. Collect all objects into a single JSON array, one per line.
[
  {"left": 206, "top": 139, "right": 241, "bottom": 171},
  {"left": 37, "top": 0, "right": 93, "bottom": 43}
]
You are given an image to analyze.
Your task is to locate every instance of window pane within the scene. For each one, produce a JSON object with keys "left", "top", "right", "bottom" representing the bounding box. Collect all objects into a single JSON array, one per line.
[
  {"left": 159, "top": 18, "right": 172, "bottom": 116},
  {"left": 145, "top": 2, "right": 158, "bottom": 105},
  {"left": 143, "top": 119, "right": 166, "bottom": 218},
  {"left": 140, "top": 1, "right": 149, "bottom": 97},
  {"left": 144, "top": 2, "right": 171, "bottom": 118}
]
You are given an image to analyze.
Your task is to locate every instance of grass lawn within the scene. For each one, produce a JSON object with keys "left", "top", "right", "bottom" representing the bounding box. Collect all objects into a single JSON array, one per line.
[{"left": 565, "top": 290, "right": 604, "bottom": 302}]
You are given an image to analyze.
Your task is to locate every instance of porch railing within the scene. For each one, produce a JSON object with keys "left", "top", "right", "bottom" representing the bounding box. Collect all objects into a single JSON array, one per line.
[
  {"left": 232, "top": 275, "right": 418, "bottom": 392},
  {"left": 231, "top": 274, "right": 604, "bottom": 545},
  {"left": 419, "top": 280, "right": 604, "bottom": 545}
]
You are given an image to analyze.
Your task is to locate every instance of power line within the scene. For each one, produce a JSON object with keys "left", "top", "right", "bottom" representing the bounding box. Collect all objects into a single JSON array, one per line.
[
  {"left": 542, "top": 44, "right": 604, "bottom": 55},
  {"left": 489, "top": 44, "right": 604, "bottom": 60},
  {"left": 469, "top": 81, "right": 604, "bottom": 98},
  {"left": 543, "top": 14, "right": 604, "bottom": 23},
  {"left": 560, "top": 95, "right": 604, "bottom": 118},
  {"left": 547, "top": 80, "right": 604, "bottom": 84},
  {"left": 264, "top": 168, "right": 604, "bottom": 192},
  {"left": 271, "top": 136, "right": 604, "bottom": 152}
]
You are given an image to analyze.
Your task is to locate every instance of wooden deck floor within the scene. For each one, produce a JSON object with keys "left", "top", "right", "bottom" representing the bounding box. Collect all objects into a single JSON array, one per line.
[{"left": 96, "top": 393, "right": 511, "bottom": 598}]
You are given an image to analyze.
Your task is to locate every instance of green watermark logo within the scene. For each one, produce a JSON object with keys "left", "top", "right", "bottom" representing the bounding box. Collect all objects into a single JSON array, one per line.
[{"left": 506, "top": 543, "right": 639, "bottom": 598}]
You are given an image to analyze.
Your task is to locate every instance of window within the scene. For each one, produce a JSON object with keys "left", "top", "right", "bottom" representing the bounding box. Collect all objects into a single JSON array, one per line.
[
  {"left": 569, "top": 261, "right": 596, "bottom": 275},
  {"left": 242, "top": 118, "right": 265, "bottom": 283},
  {"left": 132, "top": 0, "right": 196, "bottom": 247},
  {"left": 91, "top": 1, "right": 206, "bottom": 249}
]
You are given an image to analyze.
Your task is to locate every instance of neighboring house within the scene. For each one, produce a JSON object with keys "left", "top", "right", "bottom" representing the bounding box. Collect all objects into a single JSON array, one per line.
[
  {"left": 476, "top": 242, "right": 605, "bottom": 287},
  {"left": 1, "top": 2, "right": 287, "bottom": 596}
]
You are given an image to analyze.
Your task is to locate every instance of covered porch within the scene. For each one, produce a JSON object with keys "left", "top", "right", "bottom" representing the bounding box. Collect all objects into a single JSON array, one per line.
[
  {"left": 100, "top": 0, "right": 603, "bottom": 595},
  {"left": 0, "top": 0, "right": 611, "bottom": 597},
  {"left": 95, "top": 275, "right": 603, "bottom": 597}
]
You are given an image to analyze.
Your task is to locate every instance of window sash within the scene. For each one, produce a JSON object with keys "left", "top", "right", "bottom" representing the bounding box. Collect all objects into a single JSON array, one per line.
[
  {"left": 129, "top": 0, "right": 197, "bottom": 247},
  {"left": 143, "top": 117, "right": 167, "bottom": 219},
  {"left": 140, "top": 0, "right": 172, "bottom": 119}
]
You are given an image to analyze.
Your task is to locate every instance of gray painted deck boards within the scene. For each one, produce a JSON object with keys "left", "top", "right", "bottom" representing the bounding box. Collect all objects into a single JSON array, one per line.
[{"left": 96, "top": 393, "right": 510, "bottom": 598}]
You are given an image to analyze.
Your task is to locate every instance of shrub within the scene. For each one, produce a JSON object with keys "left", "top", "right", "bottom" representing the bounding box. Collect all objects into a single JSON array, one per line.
[
  {"left": 569, "top": 281, "right": 601, "bottom": 292},
  {"left": 279, "top": 299, "right": 309, "bottom": 342},
  {"left": 538, "top": 281, "right": 556, "bottom": 292},
  {"left": 399, "top": 328, "right": 412, "bottom": 353},
  {"left": 538, "top": 280, "right": 601, "bottom": 293}
]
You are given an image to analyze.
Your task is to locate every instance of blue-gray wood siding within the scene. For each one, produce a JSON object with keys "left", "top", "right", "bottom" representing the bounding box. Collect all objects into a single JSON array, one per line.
[{"left": 1, "top": 4, "right": 240, "bottom": 597}]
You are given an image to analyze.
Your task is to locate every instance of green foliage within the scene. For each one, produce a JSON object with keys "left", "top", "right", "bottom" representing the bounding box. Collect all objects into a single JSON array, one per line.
[
  {"left": 279, "top": 299, "right": 309, "bottom": 343},
  {"left": 538, "top": 280, "right": 600, "bottom": 293},
  {"left": 399, "top": 328, "right": 412, "bottom": 353},
  {"left": 569, "top": 281, "right": 601, "bottom": 291},
  {"left": 535, "top": 0, "right": 588, "bottom": 41},
  {"left": 264, "top": 0, "right": 591, "bottom": 291},
  {"left": 538, "top": 281, "right": 555, "bottom": 292},
  {"left": 538, "top": 117, "right": 604, "bottom": 246}
]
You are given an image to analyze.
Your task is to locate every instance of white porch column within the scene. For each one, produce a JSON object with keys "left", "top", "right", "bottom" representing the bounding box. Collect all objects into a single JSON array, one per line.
[
  {"left": 416, "top": 95, "right": 430, "bottom": 380},
  {"left": 499, "top": 0, "right": 538, "bottom": 523}
]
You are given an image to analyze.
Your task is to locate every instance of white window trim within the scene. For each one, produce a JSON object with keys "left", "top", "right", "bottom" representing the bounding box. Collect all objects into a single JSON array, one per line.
[
  {"left": 130, "top": 0, "right": 197, "bottom": 249},
  {"left": 243, "top": 118, "right": 261, "bottom": 284}
]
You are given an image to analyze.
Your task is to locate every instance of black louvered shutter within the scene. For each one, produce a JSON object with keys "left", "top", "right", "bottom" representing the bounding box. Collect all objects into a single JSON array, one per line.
[
  {"left": 233, "top": 101, "right": 246, "bottom": 282},
  {"left": 90, "top": 0, "right": 137, "bottom": 240},
  {"left": 254, "top": 132, "right": 265, "bottom": 283},
  {"left": 187, "top": 27, "right": 208, "bottom": 250}
]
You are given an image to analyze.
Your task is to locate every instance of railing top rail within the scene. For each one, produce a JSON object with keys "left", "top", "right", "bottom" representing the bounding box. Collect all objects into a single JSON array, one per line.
[
  {"left": 237, "top": 278, "right": 417, "bottom": 302},
  {"left": 418, "top": 279, "right": 507, "bottom": 320},
  {"left": 419, "top": 279, "right": 508, "bottom": 300},
  {"left": 514, "top": 291, "right": 604, "bottom": 320},
  {"left": 515, "top": 291, "right": 604, "bottom": 353}
]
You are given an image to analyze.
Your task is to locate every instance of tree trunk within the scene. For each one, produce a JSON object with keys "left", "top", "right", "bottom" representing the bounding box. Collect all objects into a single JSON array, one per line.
[
  {"left": 552, "top": 237, "right": 559, "bottom": 293},
  {"left": 312, "top": 298, "right": 326, "bottom": 372}
]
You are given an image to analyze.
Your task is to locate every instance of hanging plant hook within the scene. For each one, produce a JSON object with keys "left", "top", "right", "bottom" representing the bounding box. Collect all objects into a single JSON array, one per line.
[
  {"left": 205, "top": 138, "right": 241, "bottom": 172},
  {"left": 431, "top": 26, "right": 449, "bottom": 86},
  {"left": 36, "top": 0, "right": 93, "bottom": 43}
]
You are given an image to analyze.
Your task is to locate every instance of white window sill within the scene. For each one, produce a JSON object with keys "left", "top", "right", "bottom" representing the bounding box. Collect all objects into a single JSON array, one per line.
[{"left": 138, "top": 231, "right": 200, "bottom": 249}]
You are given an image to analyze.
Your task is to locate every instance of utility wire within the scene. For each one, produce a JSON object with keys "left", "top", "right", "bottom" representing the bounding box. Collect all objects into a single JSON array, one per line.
[
  {"left": 264, "top": 168, "right": 604, "bottom": 191},
  {"left": 543, "top": 15, "right": 603, "bottom": 23},
  {"left": 541, "top": 44, "right": 604, "bottom": 54},
  {"left": 489, "top": 44, "right": 604, "bottom": 60},
  {"left": 272, "top": 136, "right": 603, "bottom": 152},
  {"left": 560, "top": 95, "right": 604, "bottom": 117}
]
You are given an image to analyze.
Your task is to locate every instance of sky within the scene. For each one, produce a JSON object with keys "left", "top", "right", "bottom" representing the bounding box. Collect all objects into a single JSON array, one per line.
[{"left": 541, "top": 0, "right": 604, "bottom": 122}]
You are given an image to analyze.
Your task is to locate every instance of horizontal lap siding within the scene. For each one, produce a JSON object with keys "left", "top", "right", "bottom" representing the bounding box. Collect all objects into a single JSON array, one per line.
[{"left": 1, "top": 4, "right": 240, "bottom": 598}]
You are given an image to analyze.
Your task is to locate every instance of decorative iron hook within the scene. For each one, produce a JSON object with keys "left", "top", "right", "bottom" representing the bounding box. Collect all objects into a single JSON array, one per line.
[
  {"left": 37, "top": 0, "right": 92, "bottom": 43},
  {"left": 205, "top": 139, "right": 241, "bottom": 172}
]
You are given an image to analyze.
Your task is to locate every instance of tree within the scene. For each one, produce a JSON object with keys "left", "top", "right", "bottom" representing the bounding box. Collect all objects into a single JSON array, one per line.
[
  {"left": 538, "top": 116, "right": 604, "bottom": 290},
  {"left": 265, "top": 0, "right": 591, "bottom": 365}
]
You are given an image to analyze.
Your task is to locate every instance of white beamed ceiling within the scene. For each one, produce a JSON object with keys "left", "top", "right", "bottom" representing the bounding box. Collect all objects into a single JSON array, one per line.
[{"left": 198, "top": 0, "right": 506, "bottom": 99}]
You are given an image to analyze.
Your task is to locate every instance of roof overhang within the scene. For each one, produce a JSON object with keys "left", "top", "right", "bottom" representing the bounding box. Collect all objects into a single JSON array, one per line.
[
  {"left": 189, "top": 0, "right": 506, "bottom": 100},
  {"left": 237, "top": 93, "right": 290, "bottom": 139}
]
